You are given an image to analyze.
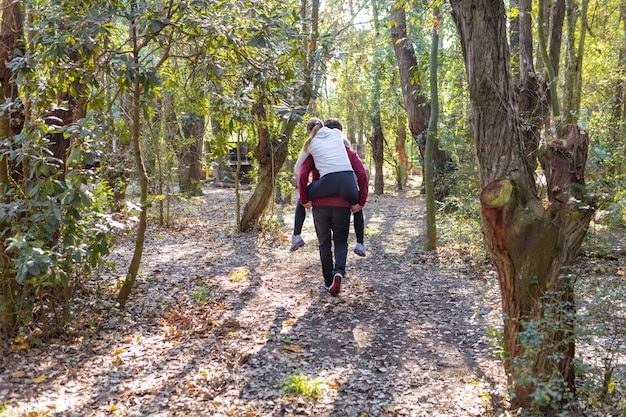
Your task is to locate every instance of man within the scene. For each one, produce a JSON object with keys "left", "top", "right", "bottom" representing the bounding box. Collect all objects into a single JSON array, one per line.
[{"left": 298, "top": 118, "right": 368, "bottom": 296}]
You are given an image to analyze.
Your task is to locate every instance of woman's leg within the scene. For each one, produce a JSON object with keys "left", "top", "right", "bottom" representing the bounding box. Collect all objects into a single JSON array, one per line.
[
  {"left": 289, "top": 199, "right": 306, "bottom": 251},
  {"left": 353, "top": 210, "right": 364, "bottom": 244},
  {"left": 307, "top": 171, "right": 359, "bottom": 204},
  {"left": 353, "top": 209, "right": 366, "bottom": 257},
  {"left": 293, "top": 199, "right": 306, "bottom": 236}
]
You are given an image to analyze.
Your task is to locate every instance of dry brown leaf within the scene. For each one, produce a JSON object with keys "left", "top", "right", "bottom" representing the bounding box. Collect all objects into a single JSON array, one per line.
[{"left": 282, "top": 345, "right": 303, "bottom": 353}]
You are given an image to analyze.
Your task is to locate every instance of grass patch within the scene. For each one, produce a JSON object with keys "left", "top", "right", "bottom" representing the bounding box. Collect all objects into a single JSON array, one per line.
[
  {"left": 229, "top": 266, "right": 250, "bottom": 282},
  {"left": 280, "top": 373, "right": 324, "bottom": 401}
]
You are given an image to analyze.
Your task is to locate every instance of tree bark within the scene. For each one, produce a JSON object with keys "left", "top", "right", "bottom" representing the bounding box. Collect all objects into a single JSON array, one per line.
[
  {"left": 239, "top": 97, "right": 293, "bottom": 231},
  {"left": 178, "top": 112, "right": 204, "bottom": 196},
  {"left": 613, "top": 3, "right": 626, "bottom": 121},
  {"left": 515, "top": 0, "right": 543, "bottom": 169},
  {"left": 370, "top": 117, "right": 384, "bottom": 195},
  {"left": 0, "top": 0, "right": 23, "bottom": 336},
  {"left": 390, "top": 3, "right": 428, "bottom": 146},
  {"left": 370, "top": 0, "right": 384, "bottom": 195},
  {"left": 238, "top": 0, "right": 319, "bottom": 231},
  {"left": 390, "top": 1, "right": 451, "bottom": 198},
  {"left": 116, "top": 0, "right": 150, "bottom": 309},
  {"left": 424, "top": 6, "right": 441, "bottom": 251},
  {"left": 395, "top": 112, "right": 408, "bottom": 190},
  {"left": 450, "top": 0, "right": 594, "bottom": 409}
]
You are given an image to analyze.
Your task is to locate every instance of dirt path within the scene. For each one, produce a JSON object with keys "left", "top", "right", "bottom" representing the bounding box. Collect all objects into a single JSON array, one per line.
[{"left": 1, "top": 184, "right": 508, "bottom": 416}]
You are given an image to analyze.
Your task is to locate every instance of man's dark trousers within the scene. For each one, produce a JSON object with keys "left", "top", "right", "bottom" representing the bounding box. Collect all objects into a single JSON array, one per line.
[{"left": 312, "top": 205, "right": 351, "bottom": 287}]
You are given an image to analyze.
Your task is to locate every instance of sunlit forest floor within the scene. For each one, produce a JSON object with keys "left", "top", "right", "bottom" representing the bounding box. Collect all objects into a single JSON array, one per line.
[{"left": 1, "top": 177, "right": 623, "bottom": 416}]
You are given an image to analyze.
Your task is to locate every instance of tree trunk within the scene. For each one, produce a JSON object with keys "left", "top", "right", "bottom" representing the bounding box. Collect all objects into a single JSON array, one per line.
[
  {"left": 424, "top": 6, "right": 440, "bottom": 251},
  {"left": 239, "top": 0, "right": 318, "bottom": 231},
  {"left": 0, "top": 0, "right": 23, "bottom": 336},
  {"left": 370, "top": 0, "right": 384, "bottom": 195},
  {"left": 395, "top": 112, "right": 408, "bottom": 190},
  {"left": 613, "top": 3, "right": 626, "bottom": 121},
  {"left": 370, "top": 117, "right": 384, "bottom": 195},
  {"left": 450, "top": 0, "right": 594, "bottom": 409},
  {"left": 390, "top": 3, "right": 428, "bottom": 145},
  {"left": 390, "top": 1, "right": 451, "bottom": 198},
  {"left": 239, "top": 97, "right": 293, "bottom": 231},
  {"left": 178, "top": 112, "right": 204, "bottom": 196},
  {"left": 515, "top": 0, "right": 543, "bottom": 170},
  {"left": 116, "top": 2, "right": 149, "bottom": 310}
]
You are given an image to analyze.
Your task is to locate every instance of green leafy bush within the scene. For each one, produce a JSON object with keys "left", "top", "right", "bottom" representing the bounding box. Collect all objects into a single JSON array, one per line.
[{"left": 1, "top": 119, "right": 113, "bottom": 336}]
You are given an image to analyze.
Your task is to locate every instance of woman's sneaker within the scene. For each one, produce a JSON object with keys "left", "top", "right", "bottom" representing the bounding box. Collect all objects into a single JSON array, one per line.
[
  {"left": 353, "top": 243, "right": 366, "bottom": 257},
  {"left": 289, "top": 235, "right": 305, "bottom": 251}
]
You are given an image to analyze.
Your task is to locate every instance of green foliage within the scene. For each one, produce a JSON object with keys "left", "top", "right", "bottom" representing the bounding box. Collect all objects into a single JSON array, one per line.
[
  {"left": 585, "top": 117, "right": 626, "bottom": 229},
  {"left": 1, "top": 120, "right": 114, "bottom": 334},
  {"left": 575, "top": 270, "right": 626, "bottom": 415},
  {"left": 280, "top": 372, "right": 324, "bottom": 401},
  {"left": 228, "top": 266, "right": 250, "bottom": 283},
  {"left": 511, "top": 288, "right": 577, "bottom": 411},
  {"left": 190, "top": 280, "right": 213, "bottom": 304}
]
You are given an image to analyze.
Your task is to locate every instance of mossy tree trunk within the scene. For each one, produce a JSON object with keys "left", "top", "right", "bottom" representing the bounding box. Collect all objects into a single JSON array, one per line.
[{"left": 451, "top": 0, "right": 594, "bottom": 409}]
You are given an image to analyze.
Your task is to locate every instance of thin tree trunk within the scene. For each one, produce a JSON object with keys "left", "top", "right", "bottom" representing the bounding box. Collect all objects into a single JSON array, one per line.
[
  {"left": 395, "top": 112, "right": 408, "bottom": 190},
  {"left": 613, "top": 3, "right": 626, "bottom": 121},
  {"left": 424, "top": 6, "right": 440, "bottom": 251},
  {"left": 116, "top": 1, "right": 150, "bottom": 309},
  {"left": 565, "top": 0, "right": 588, "bottom": 123},
  {"left": 370, "top": 0, "right": 384, "bottom": 195},
  {"left": 371, "top": 120, "right": 384, "bottom": 195}
]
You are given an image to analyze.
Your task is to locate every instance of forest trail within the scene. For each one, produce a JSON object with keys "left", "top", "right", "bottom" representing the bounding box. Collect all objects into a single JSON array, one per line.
[{"left": 1, "top": 181, "right": 510, "bottom": 416}]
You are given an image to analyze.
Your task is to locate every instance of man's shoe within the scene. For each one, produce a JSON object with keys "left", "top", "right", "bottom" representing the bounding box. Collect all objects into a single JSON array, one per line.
[
  {"left": 353, "top": 243, "right": 366, "bottom": 257},
  {"left": 289, "top": 235, "right": 305, "bottom": 251},
  {"left": 328, "top": 272, "right": 342, "bottom": 296}
]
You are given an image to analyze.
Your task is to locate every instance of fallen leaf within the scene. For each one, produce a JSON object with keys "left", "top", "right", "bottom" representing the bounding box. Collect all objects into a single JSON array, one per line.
[
  {"left": 32, "top": 375, "right": 48, "bottom": 383},
  {"left": 282, "top": 345, "right": 303, "bottom": 353},
  {"left": 12, "top": 371, "right": 26, "bottom": 378}
]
